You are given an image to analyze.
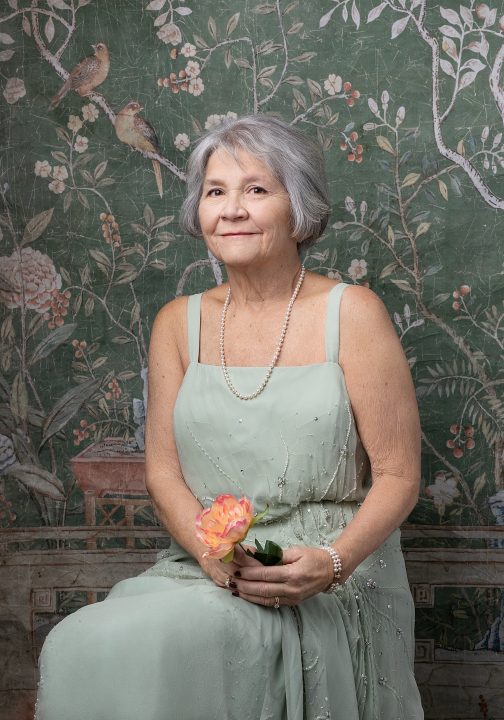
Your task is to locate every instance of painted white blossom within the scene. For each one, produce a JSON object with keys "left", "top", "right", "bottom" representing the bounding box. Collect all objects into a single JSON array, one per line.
[
  {"left": 324, "top": 74, "right": 342, "bottom": 96},
  {"left": 52, "top": 165, "right": 68, "bottom": 181},
  {"left": 204, "top": 114, "right": 224, "bottom": 130},
  {"left": 67, "top": 115, "right": 83, "bottom": 132},
  {"left": 327, "top": 270, "right": 342, "bottom": 281},
  {"left": 34, "top": 160, "right": 52, "bottom": 178},
  {"left": 3, "top": 77, "right": 26, "bottom": 104},
  {"left": 225, "top": 111, "right": 238, "bottom": 120},
  {"left": 347, "top": 258, "right": 367, "bottom": 280},
  {"left": 82, "top": 103, "right": 99, "bottom": 122},
  {"left": 156, "top": 23, "right": 182, "bottom": 45},
  {"left": 188, "top": 77, "right": 204, "bottom": 96},
  {"left": 180, "top": 42, "right": 197, "bottom": 57},
  {"left": 185, "top": 60, "right": 201, "bottom": 79},
  {"left": 174, "top": 133, "right": 190, "bottom": 151},
  {"left": 48, "top": 179, "right": 66, "bottom": 194},
  {"left": 425, "top": 474, "right": 460, "bottom": 513},
  {"left": 74, "top": 135, "right": 89, "bottom": 153}
]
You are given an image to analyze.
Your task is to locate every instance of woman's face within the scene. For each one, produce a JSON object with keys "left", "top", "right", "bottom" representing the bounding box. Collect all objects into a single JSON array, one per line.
[{"left": 198, "top": 148, "right": 296, "bottom": 270}]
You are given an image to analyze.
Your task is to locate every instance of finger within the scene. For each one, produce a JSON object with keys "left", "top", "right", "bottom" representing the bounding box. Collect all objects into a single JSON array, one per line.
[
  {"left": 232, "top": 544, "right": 262, "bottom": 567},
  {"left": 234, "top": 579, "right": 288, "bottom": 600},
  {"left": 235, "top": 562, "right": 290, "bottom": 583},
  {"left": 232, "top": 589, "right": 286, "bottom": 608}
]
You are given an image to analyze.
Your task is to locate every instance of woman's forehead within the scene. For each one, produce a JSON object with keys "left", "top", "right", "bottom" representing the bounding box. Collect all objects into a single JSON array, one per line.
[{"left": 204, "top": 147, "right": 274, "bottom": 180}]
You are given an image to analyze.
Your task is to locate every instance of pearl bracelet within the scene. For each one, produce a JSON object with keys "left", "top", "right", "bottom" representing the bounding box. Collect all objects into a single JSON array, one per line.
[{"left": 321, "top": 545, "right": 342, "bottom": 593}]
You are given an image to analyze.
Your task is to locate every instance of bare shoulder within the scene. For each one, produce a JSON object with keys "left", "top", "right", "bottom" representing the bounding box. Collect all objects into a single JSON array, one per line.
[
  {"left": 149, "top": 295, "right": 189, "bottom": 362},
  {"left": 339, "top": 285, "right": 400, "bottom": 366},
  {"left": 340, "top": 284, "right": 390, "bottom": 327}
]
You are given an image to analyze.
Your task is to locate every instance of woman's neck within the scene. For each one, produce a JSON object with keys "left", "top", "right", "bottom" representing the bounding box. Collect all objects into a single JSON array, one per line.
[{"left": 224, "top": 259, "right": 305, "bottom": 310}]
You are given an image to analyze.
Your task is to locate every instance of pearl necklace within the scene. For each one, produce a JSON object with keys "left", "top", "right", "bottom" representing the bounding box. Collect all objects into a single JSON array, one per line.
[{"left": 219, "top": 266, "right": 306, "bottom": 400}]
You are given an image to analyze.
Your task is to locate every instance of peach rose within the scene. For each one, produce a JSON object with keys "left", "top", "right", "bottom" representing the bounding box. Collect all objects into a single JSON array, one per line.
[{"left": 196, "top": 494, "right": 255, "bottom": 561}]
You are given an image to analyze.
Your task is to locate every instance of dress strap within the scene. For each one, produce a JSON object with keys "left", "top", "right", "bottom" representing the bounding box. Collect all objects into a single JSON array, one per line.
[
  {"left": 325, "top": 282, "right": 349, "bottom": 364},
  {"left": 186, "top": 293, "right": 203, "bottom": 363}
]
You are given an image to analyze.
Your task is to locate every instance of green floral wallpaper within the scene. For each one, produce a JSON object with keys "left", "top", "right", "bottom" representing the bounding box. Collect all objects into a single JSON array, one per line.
[{"left": 0, "top": 0, "right": 503, "bottom": 717}]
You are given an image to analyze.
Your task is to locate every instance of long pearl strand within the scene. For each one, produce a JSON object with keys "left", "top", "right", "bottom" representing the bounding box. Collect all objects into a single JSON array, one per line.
[{"left": 219, "top": 265, "right": 306, "bottom": 400}]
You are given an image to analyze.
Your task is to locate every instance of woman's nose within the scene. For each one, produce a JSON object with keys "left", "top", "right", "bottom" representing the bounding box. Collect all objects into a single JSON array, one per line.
[{"left": 220, "top": 192, "right": 248, "bottom": 219}]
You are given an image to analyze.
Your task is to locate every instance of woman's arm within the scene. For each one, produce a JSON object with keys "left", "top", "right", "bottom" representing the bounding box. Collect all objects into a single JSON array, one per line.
[
  {"left": 233, "top": 285, "right": 421, "bottom": 606},
  {"left": 145, "top": 298, "right": 250, "bottom": 585},
  {"left": 332, "top": 284, "right": 421, "bottom": 576}
]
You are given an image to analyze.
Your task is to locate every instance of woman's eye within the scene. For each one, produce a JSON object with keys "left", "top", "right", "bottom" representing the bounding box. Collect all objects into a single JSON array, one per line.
[
  {"left": 207, "top": 188, "right": 222, "bottom": 197},
  {"left": 250, "top": 186, "right": 266, "bottom": 194}
]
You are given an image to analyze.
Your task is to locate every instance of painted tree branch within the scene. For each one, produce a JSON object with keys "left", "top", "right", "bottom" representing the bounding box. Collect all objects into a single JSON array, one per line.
[
  {"left": 28, "top": 0, "right": 185, "bottom": 182},
  {"left": 383, "top": 0, "right": 504, "bottom": 210}
]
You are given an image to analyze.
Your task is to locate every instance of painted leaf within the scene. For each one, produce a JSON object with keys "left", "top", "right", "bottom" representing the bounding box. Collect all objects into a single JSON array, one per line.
[
  {"left": 439, "top": 7, "right": 461, "bottom": 26},
  {"left": 41, "top": 376, "right": 102, "bottom": 447},
  {"left": 22, "top": 208, "right": 54, "bottom": 246},
  {"left": 208, "top": 16, "right": 217, "bottom": 41},
  {"left": 376, "top": 135, "right": 396, "bottom": 155},
  {"left": 8, "top": 0, "right": 18, "bottom": 9},
  {"left": 368, "top": 97, "right": 379, "bottom": 115},
  {"left": 442, "top": 37, "right": 458, "bottom": 60},
  {"left": 351, "top": 0, "right": 360, "bottom": 29},
  {"left": 438, "top": 178, "right": 448, "bottom": 200},
  {"left": 391, "top": 15, "right": 409, "bottom": 39},
  {"left": 174, "top": 6, "right": 192, "bottom": 15},
  {"left": 22, "top": 15, "right": 31, "bottom": 36},
  {"left": 146, "top": 0, "right": 166, "bottom": 10},
  {"left": 154, "top": 12, "right": 170, "bottom": 26},
  {"left": 367, "top": 3, "right": 387, "bottom": 23},
  {"left": 440, "top": 59, "right": 455, "bottom": 78},
  {"left": 0, "top": 33, "right": 15, "bottom": 45},
  {"left": 226, "top": 12, "right": 240, "bottom": 36},
  {"left": 439, "top": 25, "right": 460, "bottom": 38},
  {"left": 459, "top": 5, "right": 473, "bottom": 26},
  {"left": 401, "top": 172, "right": 421, "bottom": 188},
  {"left": 29, "top": 324, "right": 77, "bottom": 366},
  {"left": 319, "top": 6, "right": 337, "bottom": 28},
  {"left": 415, "top": 222, "right": 431, "bottom": 238},
  {"left": 7, "top": 463, "right": 65, "bottom": 501},
  {"left": 390, "top": 279, "right": 415, "bottom": 293},
  {"left": 11, "top": 373, "right": 28, "bottom": 425},
  {"left": 458, "top": 71, "right": 477, "bottom": 90},
  {"left": 0, "top": 50, "right": 15, "bottom": 62},
  {"left": 45, "top": 17, "right": 55, "bottom": 43},
  {"left": 50, "top": 0, "right": 72, "bottom": 9},
  {"left": 461, "top": 58, "right": 485, "bottom": 73}
]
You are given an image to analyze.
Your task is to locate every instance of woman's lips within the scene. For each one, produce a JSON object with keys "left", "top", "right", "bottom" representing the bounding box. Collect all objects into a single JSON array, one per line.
[{"left": 220, "top": 232, "right": 256, "bottom": 236}]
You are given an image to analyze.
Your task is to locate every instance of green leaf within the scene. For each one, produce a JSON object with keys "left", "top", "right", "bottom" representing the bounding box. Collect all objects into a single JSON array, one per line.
[
  {"left": 40, "top": 376, "right": 102, "bottom": 448},
  {"left": 29, "top": 323, "right": 77, "bottom": 365},
  {"left": 226, "top": 11, "right": 240, "bottom": 36},
  {"left": 11, "top": 372, "right": 28, "bottom": 425},
  {"left": 7, "top": 462, "right": 65, "bottom": 501},
  {"left": 376, "top": 135, "right": 396, "bottom": 155},
  {"left": 21, "top": 208, "right": 54, "bottom": 246}
]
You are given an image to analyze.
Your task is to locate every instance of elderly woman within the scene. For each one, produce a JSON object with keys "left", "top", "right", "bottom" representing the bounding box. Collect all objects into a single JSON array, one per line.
[{"left": 36, "top": 115, "right": 424, "bottom": 720}]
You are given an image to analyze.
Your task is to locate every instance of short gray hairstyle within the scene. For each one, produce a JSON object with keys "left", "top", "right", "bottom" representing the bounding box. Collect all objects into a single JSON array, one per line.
[{"left": 179, "top": 114, "right": 331, "bottom": 252}]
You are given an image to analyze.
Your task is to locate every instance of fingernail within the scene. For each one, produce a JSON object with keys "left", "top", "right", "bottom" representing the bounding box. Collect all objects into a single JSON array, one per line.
[
  {"left": 232, "top": 590, "right": 240, "bottom": 597},
  {"left": 229, "top": 581, "right": 238, "bottom": 589},
  {"left": 234, "top": 571, "right": 241, "bottom": 578}
]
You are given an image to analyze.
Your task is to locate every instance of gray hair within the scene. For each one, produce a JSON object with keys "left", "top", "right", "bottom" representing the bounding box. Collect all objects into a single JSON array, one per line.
[{"left": 179, "top": 114, "right": 331, "bottom": 252}]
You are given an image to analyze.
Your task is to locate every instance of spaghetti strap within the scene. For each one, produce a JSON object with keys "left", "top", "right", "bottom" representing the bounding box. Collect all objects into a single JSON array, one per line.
[
  {"left": 325, "top": 282, "right": 349, "bottom": 364},
  {"left": 186, "top": 293, "right": 203, "bottom": 363}
]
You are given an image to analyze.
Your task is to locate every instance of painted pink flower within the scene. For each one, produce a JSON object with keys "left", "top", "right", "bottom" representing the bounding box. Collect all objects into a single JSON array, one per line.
[
  {"left": 196, "top": 494, "right": 255, "bottom": 560},
  {"left": 0, "top": 248, "right": 62, "bottom": 312}
]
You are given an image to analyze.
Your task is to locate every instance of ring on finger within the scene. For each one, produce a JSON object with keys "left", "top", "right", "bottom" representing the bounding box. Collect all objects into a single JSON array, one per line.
[
  {"left": 274, "top": 596, "right": 280, "bottom": 609},
  {"left": 225, "top": 576, "right": 231, "bottom": 588}
]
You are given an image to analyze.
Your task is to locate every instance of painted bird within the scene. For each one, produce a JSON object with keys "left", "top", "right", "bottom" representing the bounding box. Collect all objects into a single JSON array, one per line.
[
  {"left": 49, "top": 42, "right": 110, "bottom": 109},
  {"left": 115, "top": 101, "right": 163, "bottom": 198}
]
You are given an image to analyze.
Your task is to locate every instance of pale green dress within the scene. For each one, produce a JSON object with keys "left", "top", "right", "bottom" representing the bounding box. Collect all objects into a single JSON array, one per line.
[{"left": 36, "top": 282, "right": 424, "bottom": 720}]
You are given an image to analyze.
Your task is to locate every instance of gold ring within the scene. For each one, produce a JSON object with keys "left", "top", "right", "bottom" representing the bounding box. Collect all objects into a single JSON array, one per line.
[{"left": 274, "top": 596, "right": 280, "bottom": 609}]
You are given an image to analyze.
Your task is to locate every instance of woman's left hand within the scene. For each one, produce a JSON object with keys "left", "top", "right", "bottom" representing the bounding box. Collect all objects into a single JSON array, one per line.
[{"left": 230, "top": 545, "right": 340, "bottom": 608}]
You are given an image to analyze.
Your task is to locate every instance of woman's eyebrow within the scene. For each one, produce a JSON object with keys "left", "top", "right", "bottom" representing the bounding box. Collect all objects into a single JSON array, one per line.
[{"left": 202, "top": 175, "right": 270, "bottom": 186}]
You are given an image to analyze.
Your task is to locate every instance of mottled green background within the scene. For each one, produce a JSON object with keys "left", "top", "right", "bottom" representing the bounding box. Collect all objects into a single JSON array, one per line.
[{"left": 1, "top": 0, "right": 503, "bottom": 717}]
